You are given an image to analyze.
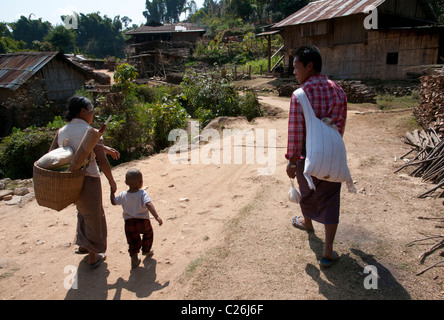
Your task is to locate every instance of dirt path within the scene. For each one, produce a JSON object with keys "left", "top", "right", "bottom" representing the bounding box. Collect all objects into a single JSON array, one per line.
[{"left": 0, "top": 94, "right": 442, "bottom": 300}]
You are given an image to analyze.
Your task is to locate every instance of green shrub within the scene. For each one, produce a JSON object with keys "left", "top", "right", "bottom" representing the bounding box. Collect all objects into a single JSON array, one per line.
[
  {"left": 239, "top": 90, "right": 264, "bottom": 121},
  {"left": 134, "top": 84, "right": 156, "bottom": 103},
  {"left": 95, "top": 84, "right": 189, "bottom": 161},
  {"left": 0, "top": 127, "right": 56, "bottom": 179},
  {"left": 181, "top": 67, "right": 241, "bottom": 126},
  {"left": 146, "top": 98, "right": 190, "bottom": 150},
  {"left": 46, "top": 116, "right": 66, "bottom": 129},
  {"left": 114, "top": 63, "right": 138, "bottom": 90},
  {"left": 96, "top": 94, "right": 153, "bottom": 162},
  {"left": 180, "top": 67, "right": 262, "bottom": 126}
]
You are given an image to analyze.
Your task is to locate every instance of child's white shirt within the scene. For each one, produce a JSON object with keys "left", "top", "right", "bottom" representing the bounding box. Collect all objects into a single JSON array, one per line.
[{"left": 113, "top": 190, "right": 152, "bottom": 220}]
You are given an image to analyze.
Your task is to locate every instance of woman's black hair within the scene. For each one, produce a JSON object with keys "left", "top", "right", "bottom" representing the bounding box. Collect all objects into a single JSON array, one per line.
[
  {"left": 294, "top": 46, "right": 323, "bottom": 73},
  {"left": 66, "top": 96, "right": 93, "bottom": 121}
]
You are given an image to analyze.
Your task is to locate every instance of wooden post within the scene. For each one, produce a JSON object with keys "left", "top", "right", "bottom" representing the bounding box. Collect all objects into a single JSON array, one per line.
[{"left": 267, "top": 35, "right": 271, "bottom": 73}]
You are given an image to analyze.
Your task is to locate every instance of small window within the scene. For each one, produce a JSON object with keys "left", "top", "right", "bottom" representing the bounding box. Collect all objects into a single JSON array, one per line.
[{"left": 386, "top": 52, "right": 399, "bottom": 65}]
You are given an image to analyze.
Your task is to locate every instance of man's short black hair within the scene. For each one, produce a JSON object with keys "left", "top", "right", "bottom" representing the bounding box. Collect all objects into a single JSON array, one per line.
[{"left": 294, "top": 46, "right": 323, "bottom": 73}]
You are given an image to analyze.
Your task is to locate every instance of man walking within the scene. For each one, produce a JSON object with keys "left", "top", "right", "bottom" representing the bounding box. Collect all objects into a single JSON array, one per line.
[{"left": 286, "top": 46, "right": 348, "bottom": 267}]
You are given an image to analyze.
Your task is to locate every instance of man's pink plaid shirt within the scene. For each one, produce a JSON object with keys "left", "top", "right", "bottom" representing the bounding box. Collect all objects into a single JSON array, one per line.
[{"left": 286, "top": 75, "right": 348, "bottom": 160}]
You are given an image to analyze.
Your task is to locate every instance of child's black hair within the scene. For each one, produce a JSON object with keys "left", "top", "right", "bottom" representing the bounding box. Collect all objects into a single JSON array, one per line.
[{"left": 126, "top": 168, "right": 142, "bottom": 181}]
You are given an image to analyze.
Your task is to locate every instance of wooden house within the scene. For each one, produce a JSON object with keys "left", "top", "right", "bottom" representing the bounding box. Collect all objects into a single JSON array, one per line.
[
  {"left": 273, "top": 0, "right": 443, "bottom": 80},
  {"left": 0, "top": 51, "right": 93, "bottom": 103},
  {"left": 125, "top": 22, "right": 206, "bottom": 78},
  {"left": 0, "top": 51, "right": 93, "bottom": 135}
]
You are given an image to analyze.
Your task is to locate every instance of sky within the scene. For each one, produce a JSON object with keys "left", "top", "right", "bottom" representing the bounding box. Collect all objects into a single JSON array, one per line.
[{"left": 1, "top": 0, "right": 205, "bottom": 26}]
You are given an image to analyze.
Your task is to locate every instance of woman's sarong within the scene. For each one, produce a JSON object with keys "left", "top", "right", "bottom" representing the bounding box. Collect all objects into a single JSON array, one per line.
[{"left": 74, "top": 176, "right": 107, "bottom": 253}]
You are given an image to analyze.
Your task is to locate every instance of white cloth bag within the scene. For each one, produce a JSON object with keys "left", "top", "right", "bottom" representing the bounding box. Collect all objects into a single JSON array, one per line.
[
  {"left": 288, "top": 179, "right": 301, "bottom": 203},
  {"left": 36, "top": 139, "right": 74, "bottom": 170},
  {"left": 294, "top": 88, "right": 356, "bottom": 193}
]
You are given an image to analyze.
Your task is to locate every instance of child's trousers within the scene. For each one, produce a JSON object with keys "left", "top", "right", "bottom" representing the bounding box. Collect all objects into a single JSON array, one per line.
[{"left": 124, "top": 218, "right": 153, "bottom": 256}]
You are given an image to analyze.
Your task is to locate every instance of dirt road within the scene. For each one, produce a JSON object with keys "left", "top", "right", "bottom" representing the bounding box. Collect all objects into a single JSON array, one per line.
[{"left": 0, "top": 94, "right": 442, "bottom": 300}]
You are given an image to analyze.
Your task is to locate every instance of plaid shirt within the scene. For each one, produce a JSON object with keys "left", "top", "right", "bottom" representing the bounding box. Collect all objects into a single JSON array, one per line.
[{"left": 286, "top": 75, "right": 347, "bottom": 160}]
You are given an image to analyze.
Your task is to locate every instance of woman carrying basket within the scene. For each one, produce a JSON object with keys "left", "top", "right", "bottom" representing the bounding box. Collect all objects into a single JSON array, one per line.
[{"left": 49, "top": 96, "right": 117, "bottom": 268}]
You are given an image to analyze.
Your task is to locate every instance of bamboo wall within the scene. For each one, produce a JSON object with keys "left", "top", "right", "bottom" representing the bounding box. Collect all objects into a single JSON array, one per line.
[
  {"left": 283, "top": 23, "right": 440, "bottom": 80},
  {"left": 41, "top": 58, "right": 86, "bottom": 101}
]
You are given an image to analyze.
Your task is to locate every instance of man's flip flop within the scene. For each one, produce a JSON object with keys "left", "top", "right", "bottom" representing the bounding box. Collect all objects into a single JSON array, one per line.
[
  {"left": 75, "top": 247, "right": 88, "bottom": 255},
  {"left": 318, "top": 252, "right": 339, "bottom": 268},
  {"left": 291, "top": 216, "right": 313, "bottom": 232},
  {"left": 90, "top": 254, "right": 106, "bottom": 269}
]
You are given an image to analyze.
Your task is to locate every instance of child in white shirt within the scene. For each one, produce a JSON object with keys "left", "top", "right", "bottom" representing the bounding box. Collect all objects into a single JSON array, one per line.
[{"left": 111, "top": 168, "right": 163, "bottom": 268}]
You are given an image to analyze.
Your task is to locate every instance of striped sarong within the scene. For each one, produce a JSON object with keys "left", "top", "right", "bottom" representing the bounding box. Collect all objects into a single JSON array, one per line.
[{"left": 74, "top": 176, "right": 107, "bottom": 253}]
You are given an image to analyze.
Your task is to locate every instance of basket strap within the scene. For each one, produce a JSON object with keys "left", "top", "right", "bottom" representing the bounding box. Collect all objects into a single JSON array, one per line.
[{"left": 85, "top": 152, "right": 93, "bottom": 169}]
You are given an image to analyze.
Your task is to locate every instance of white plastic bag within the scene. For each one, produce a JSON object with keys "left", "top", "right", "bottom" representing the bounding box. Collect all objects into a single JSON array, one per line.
[
  {"left": 36, "top": 139, "right": 74, "bottom": 170},
  {"left": 293, "top": 88, "right": 356, "bottom": 193},
  {"left": 288, "top": 179, "right": 301, "bottom": 203}
]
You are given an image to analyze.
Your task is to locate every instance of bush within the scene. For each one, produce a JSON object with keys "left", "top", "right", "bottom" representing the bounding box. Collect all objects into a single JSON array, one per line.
[
  {"left": 114, "top": 63, "right": 138, "bottom": 89},
  {"left": 95, "top": 93, "right": 153, "bottom": 162},
  {"left": 0, "top": 127, "right": 56, "bottom": 179},
  {"left": 133, "top": 84, "right": 156, "bottom": 103},
  {"left": 180, "top": 67, "right": 262, "bottom": 126},
  {"left": 95, "top": 84, "right": 189, "bottom": 161},
  {"left": 239, "top": 90, "right": 264, "bottom": 121},
  {"left": 146, "top": 98, "right": 190, "bottom": 150},
  {"left": 181, "top": 67, "right": 241, "bottom": 126}
]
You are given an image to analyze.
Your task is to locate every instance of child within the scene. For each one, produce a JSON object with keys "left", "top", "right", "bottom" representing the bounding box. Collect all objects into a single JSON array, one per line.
[{"left": 111, "top": 168, "right": 163, "bottom": 268}]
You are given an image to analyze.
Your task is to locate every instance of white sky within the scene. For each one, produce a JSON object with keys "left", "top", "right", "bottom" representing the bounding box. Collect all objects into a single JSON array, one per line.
[{"left": 1, "top": 0, "right": 205, "bottom": 26}]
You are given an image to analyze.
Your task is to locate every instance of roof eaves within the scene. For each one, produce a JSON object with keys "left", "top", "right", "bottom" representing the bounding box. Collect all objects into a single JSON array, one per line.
[
  {"left": 273, "top": 0, "right": 387, "bottom": 28},
  {"left": 0, "top": 52, "right": 57, "bottom": 90}
]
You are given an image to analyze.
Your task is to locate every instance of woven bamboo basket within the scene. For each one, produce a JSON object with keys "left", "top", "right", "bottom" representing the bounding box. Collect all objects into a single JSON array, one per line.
[{"left": 33, "top": 163, "right": 85, "bottom": 212}]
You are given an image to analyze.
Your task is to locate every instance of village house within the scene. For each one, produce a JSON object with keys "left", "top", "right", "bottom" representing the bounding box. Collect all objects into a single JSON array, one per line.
[
  {"left": 272, "top": 0, "right": 443, "bottom": 80},
  {"left": 125, "top": 22, "right": 206, "bottom": 78},
  {"left": 0, "top": 51, "right": 93, "bottom": 136}
]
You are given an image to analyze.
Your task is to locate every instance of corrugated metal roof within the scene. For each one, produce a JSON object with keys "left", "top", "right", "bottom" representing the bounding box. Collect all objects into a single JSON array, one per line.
[
  {"left": 126, "top": 23, "right": 205, "bottom": 35},
  {"left": 273, "top": 0, "right": 386, "bottom": 28},
  {"left": 256, "top": 30, "right": 280, "bottom": 37},
  {"left": 0, "top": 52, "right": 58, "bottom": 90},
  {"left": 0, "top": 52, "right": 93, "bottom": 91}
]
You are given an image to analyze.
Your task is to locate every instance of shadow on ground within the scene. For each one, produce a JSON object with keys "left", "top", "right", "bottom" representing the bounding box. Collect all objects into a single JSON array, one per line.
[
  {"left": 64, "top": 256, "right": 169, "bottom": 300},
  {"left": 306, "top": 233, "right": 411, "bottom": 300}
]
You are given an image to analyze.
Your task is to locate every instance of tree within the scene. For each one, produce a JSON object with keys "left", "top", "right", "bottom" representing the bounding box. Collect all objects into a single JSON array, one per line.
[
  {"left": 121, "top": 16, "right": 133, "bottom": 29},
  {"left": 165, "top": 0, "right": 187, "bottom": 23},
  {"left": 224, "top": 0, "right": 254, "bottom": 21},
  {"left": 32, "top": 40, "right": 54, "bottom": 52},
  {"left": 0, "top": 22, "right": 26, "bottom": 53},
  {"left": 264, "top": 0, "right": 309, "bottom": 22},
  {"left": 428, "top": 0, "right": 444, "bottom": 23},
  {"left": 74, "top": 12, "right": 126, "bottom": 58},
  {"left": 144, "top": 0, "right": 188, "bottom": 24},
  {"left": 144, "top": 0, "right": 166, "bottom": 24},
  {"left": 44, "top": 25, "right": 76, "bottom": 53},
  {"left": 9, "top": 16, "right": 52, "bottom": 47},
  {"left": 0, "top": 37, "right": 27, "bottom": 53},
  {"left": 183, "top": 0, "right": 198, "bottom": 20},
  {"left": 0, "top": 23, "right": 12, "bottom": 38}
]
